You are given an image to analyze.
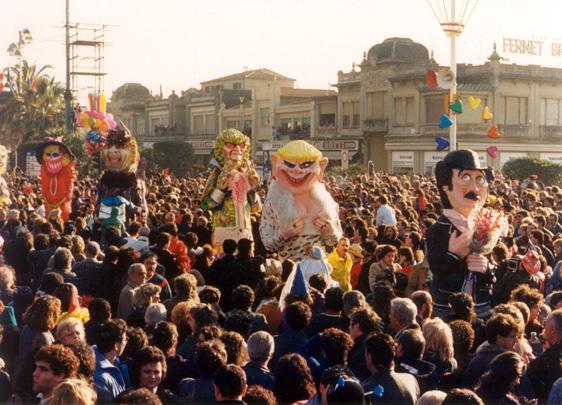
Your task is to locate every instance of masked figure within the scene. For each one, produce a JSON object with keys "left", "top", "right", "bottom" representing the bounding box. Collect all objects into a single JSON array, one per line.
[
  {"left": 0, "top": 146, "right": 11, "bottom": 206},
  {"left": 96, "top": 125, "right": 147, "bottom": 224},
  {"left": 200, "top": 128, "right": 261, "bottom": 247},
  {"left": 36, "top": 139, "right": 76, "bottom": 221},
  {"left": 428, "top": 150, "right": 495, "bottom": 318},
  {"left": 259, "top": 140, "right": 342, "bottom": 261}
]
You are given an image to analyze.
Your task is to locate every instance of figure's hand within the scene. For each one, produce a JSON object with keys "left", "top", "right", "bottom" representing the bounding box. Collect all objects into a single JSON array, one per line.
[
  {"left": 466, "top": 253, "right": 488, "bottom": 273},
  {"left": 313, "top": 215, "right": 333, "bottom": 237},
  {"left": 218, "top": 170, "right": 234, "bottom": 190},
  {"left": 448, "top": 231, "right": 471, "bottom": 259},
  {"left": 282, "top": 216, "right": 305, "bottom": 240}
]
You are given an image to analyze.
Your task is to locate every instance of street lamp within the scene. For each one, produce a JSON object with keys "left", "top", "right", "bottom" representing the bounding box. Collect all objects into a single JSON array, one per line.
[{"left": 426, "top": 0, "right": 478, "bottom": 151}]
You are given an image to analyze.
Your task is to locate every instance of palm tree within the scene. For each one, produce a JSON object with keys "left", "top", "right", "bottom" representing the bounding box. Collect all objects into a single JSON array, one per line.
[{"left": 0, "top": 60, "right": 65, "bottom": 149}]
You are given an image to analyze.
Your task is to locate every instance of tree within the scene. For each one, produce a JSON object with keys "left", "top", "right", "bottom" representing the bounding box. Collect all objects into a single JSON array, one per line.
[
  {"left": 0, "top": 60, "right": 65, "bottom": 149},
  {"left": 150, "top": 141, "right": 194, "bottom": 177},
  {"left": 502, "top": 157, "right": 562, "bottom": 186}
]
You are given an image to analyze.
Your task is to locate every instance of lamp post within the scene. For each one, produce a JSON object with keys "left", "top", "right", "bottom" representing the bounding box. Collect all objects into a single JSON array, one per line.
[
  {"left": 6, "top": 28, "right": 33, "bottom": 170},
  {"left": 427, "top": 0, "right": 478, "bottom": 151}
]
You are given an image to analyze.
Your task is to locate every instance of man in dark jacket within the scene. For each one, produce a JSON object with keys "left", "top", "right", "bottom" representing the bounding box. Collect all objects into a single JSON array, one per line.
[
  {"left": 270, "top": 302, "right": 311, "bottom": 372},
  {"left": 348, "top": 308, "right": 381, "bottom": 381},
  {"left": 526, "top": 309, "right": 562, "bottom": 404},
  {"left": 243, "top": 331, "right": 275, "bottom": 391},
  {"left": 429, "top": 150, "right": 495, "bottom": 319},
  {"left": 463, "top": 313, "right": 520, "bottom": 388},
  {"left": 362, "top": 332, "right": 419, "bottom": 404},
  {"left": 208, "top": 239, "right": 243, "bottom": 312}
]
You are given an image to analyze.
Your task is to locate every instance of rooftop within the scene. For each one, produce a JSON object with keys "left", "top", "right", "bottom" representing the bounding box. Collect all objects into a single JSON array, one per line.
[{"left": 201, "top": 68, "right": 295, "bottom": 85}]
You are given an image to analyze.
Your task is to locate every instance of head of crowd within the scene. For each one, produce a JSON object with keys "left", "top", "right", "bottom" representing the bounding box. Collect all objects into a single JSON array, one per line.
[{"left": 0, "top": 147, "right": 560, "bottom": 405}]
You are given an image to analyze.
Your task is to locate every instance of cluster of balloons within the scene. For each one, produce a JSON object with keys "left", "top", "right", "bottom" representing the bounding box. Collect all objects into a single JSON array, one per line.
[
  {"left": 76, "top": 110, "right": 116, "bottom": 132},
  {"left": 76, "top": 92, "right": 116, "bottom": 156}
]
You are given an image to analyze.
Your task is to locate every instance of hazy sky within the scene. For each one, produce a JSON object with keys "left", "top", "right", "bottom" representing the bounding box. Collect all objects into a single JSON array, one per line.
[{"left": 1, "top": 0, "right": 561, "bottom": 104}]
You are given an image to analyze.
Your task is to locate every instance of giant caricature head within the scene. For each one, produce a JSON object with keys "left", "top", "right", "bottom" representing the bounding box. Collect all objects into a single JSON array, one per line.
[
  {"left": 101, "top": 125, "right": 139, "bottom": 173},
  {"left": 435, "top": 149, "right": 493, "bottom": 217},
  {"left": 272, "top": 140, "right": 328, "bottom": 196},
  {"left": 213, "top": 128, "right": 251, "bottom": 167},
  {"left": 36, "top": 140, "right": 76, "bottom": 175},
  {"left": 0, "top": 145, "right": 8, "bottom": 175}
]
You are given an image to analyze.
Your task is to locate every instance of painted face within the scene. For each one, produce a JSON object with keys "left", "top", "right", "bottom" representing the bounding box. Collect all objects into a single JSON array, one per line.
[
  {"left": 106, "top": 144, "right": 132, "bottom": 172},
  {"left": 273, "top": 157, "right": 326, "bottom": 195},
  {"left": 43, "top": 145, "right": 71, "bottom": 175},
  {"left": 444, "top": 169, "right": 488, "bottom": 217},
  {"left": 223, "top": 142, "right": 246, "bottom": 164}
]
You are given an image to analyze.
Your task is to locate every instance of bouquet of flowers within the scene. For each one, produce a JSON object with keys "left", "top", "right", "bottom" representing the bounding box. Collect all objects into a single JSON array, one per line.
[
  {"left": 468, "top": 206, "right": 509, "bottom": 255},
  {"left": 463, "top": 206, "right": 509, "bottom": 300}
]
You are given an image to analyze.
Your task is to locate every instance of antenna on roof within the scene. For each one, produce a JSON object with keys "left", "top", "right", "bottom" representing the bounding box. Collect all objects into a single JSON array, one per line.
[{"left": 243, "top": 66, "right": 248, "bottom": 71}]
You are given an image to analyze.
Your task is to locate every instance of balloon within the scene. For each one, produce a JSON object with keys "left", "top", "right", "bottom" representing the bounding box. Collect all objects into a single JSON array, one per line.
[
  {"left": 88, "top": 111, "right": 96, "bottom": 118},
  {"left": 435, "top": 136, "right": 450, "bottom": 151},
  {"left": 80, "top": 112, "right": 89, "bottom": 122},
  {"left": 100, "top": 93, "right": 106, "bottom": 113},
  {"left": 100, "top": 122, "right": 109, "bottom": 131},
  {"left": 106, "top": 113, "right": 114, "bottom": 121},
  {"left": 450, "top": 99, "right": 463, "bottom": 114},
  {"left": 109, "top": 120, "right": 116, "bottom": 129},
  {"left": 88, "top": 118, "right": 96, "bottom": 128},
  {"left": 439, "top": 114, "right": 454, "bottom": 129},
  {"left": 88, "top": 93, "right": 94, "bottom": 111},
  {"left": 467, "top": 96, "right": 481, "bottom": 110},
  {"left": 487, "top": 125, "right": 501, "bottom": 139},
  {"left": 426, "top": 70, "right": 438, "bottom": 89},
  {"left": 487, "top": 146, "right": 498, "bottom": 158},
  {"left": 482, "top": 106, "right": 493, "bottom": 121}
]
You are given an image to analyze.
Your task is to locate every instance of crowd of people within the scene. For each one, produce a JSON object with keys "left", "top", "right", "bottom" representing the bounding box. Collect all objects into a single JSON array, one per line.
[{"left": 0, "top": 166, "right": 560, "bottom": 405}]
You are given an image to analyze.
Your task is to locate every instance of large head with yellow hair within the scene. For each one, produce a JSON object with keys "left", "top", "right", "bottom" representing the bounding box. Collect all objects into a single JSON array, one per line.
[
  {"left": 214, "top": 128, "right": 251, "bottom": 167},
  {"left": 101, "top": 126, "right": 139, "bottom": 173},
  {"left": 272, "top": 140, "right": 328, "bottom": 195},
  {"left": 0, "top": 145, "right": 8, "bottom": 175}
]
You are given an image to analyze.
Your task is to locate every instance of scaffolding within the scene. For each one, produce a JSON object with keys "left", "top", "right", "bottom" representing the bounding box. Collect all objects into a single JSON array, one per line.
[{"left": 69, "top": 23, "right": 108, "bottom": 98}]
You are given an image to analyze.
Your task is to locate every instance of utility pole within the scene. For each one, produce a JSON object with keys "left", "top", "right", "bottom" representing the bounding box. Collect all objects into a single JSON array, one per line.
[{"left": 64, "top": 0, "right": 72, "bottom": 133}]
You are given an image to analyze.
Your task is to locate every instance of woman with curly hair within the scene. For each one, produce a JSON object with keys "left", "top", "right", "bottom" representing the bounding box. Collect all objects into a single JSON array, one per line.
[
  {"left": 220, "top": 331, "right": 248, "bottom": 366},
  {"left": 14, "top": 295, "right": 61, "bottom": 401},
  {"left": 70, "top": 235, "right": 87, "bottom": 262},
  {"left": 274, "top": 353, "right": 316, "bottom": 404}
]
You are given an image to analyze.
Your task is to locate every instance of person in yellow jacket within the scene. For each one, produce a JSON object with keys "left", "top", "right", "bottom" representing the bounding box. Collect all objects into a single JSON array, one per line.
[{"left": 327, "top": 237, "right": 352, "bottom": 291}]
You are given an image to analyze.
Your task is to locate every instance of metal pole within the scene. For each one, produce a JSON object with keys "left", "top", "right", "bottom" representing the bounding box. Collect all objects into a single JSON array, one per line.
[
  {"left": 449, "top": 0, "right": 457, "bottom": 151},
  {"left": 64, "top": 0, "right": 73, "bottom": 133}
]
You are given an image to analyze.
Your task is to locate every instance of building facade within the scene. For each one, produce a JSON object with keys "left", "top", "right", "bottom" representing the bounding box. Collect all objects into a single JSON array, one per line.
[{"left": 109, "top": 39, "right": 562, "bottom": 173}]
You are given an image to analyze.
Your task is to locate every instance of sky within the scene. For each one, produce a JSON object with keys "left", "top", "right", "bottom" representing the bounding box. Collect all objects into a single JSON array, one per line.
[{"left": 1, "top": 0, "right": 561, "bottom": 104}]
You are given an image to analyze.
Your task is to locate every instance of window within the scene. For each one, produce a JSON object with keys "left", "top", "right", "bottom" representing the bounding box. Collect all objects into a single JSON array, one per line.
[
  {"left": 352, "top": 102, "right": 360, "bottom": 127},
  {"left": 342, "top": 102, "right": 352, "bottom": 128},
  {"left": 193, "top": 115, "right": 204, "bottom": 133},
  {"left": 425, "top": 95, "right": 445, "bottom": 124},
  {"left": 394, "top": 98, "right": 405, "bottom": 124},
  {"left": 226, "top": 120, "right": 238, "bottom": 129},
  {"left": 233, "top": 82, "right": 242, "bottom": 90},
  {"left": 504, "top": 97, "right": 527, "bottom": 125},
  {"left": 405, "top": 97, "right": 415, "bottom": 124},
  {"left": 543, "top": 99, "right": 561, "bottom": 126},
  {"left": 151, "top": 118, "right": 160, "bottom": 134},
  {"left": 365, "top": 91, "right": 385, "bottom": 119},
  {"left": 137, "top": 119, "right": 145, "bottom": 135},
  {"left": 319, "top": 113, "right": 335, "bottom": 127},
  {"left": 260, "top": 108, "right": 270, "bottom": 127}
]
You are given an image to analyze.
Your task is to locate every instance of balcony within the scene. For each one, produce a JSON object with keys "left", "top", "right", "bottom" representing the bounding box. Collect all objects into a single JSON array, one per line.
[
  {"left": 498, "top": 124, "right": 532, "bottom": 138},
  {"left": 276, "top": 126, "right": 310, "bottom": 139},
  {"left": 540, "top": 126, "right": 562, "bottom": 140},
  {"left": 316, "top": 127, "right": 337, "bottom": 137},
  {"left": 362, "top": 118, "right": 388, "bottom": 132}
]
